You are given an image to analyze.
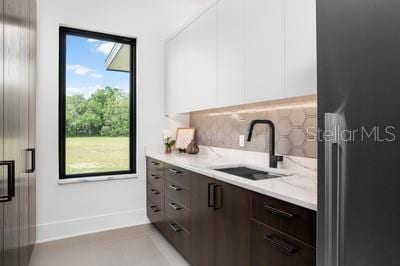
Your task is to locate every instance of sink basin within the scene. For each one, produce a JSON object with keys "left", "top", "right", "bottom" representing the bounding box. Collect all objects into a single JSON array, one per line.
[{"left": 214, "top": 167, "right": 289, "bottom": 181}]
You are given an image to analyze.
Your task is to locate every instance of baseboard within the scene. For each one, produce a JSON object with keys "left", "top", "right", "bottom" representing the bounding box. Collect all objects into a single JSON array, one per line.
[{"left": 36, "top": 208, "right": 149, "bottom": 243}]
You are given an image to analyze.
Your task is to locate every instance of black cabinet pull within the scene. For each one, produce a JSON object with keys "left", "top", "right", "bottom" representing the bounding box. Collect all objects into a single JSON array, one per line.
[
  {"left": 26, "top": 148, "right": 36, "bottom": 173},
  {"left": 169, "top": 202, "right": 183, "bottom": 210},
  {"left": 264, "top": 204, "right": 295, "bottom": 219},
  {"left": 151, "top": 189, "right": 160, "bottom": 195},
  {"left": 150, "top": 205, "right": 160, "bottom": 212},
  {"left": 168, "top": 168, "right": 181, "bottom": 174},
  {"left": 151, "top": 174, "right": 160, "bottom": 180},
  {"left": 151, "top": 161, "right": 160, "bottom": 166},
  {"left": 168, "top": 223, "right": 182, "bottom": 232},
  {"left": 168, "top": 184, "right": 182, "bottom": 191},
  {"left": 0, "top": 160, "right": 15, "bottom": 202},
  {"left": 208, "top": 183, "right": 216, "bottom": 208},
  {"left": 264, "top": 235, "right": 298, "bottom": 254},
  {"left": 214, "top": 185, "right": 223, "bottom": 210}
]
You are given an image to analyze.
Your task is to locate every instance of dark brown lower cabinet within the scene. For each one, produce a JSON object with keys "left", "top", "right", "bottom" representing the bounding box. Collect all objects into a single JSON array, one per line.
[
  {"left": 190, "top": 173, "right": 215, "bottom": 266},
  {"left": 146, "top": 157, "right": 316, "bottom": 266},
  {"left": 214, "top": 180, "right": 251, "bottom": 266},
  {"left": 147, "top": 200, "right": 164, "bottom": 232},
  {"left": 251, "top": 220, "right": 316, "bottom": 266},
  {"left": 190, "top": 173, "right": 251, "bottom": 266},
  {"left": 164, "top": 216, "right": 191, "bottom": 260}
]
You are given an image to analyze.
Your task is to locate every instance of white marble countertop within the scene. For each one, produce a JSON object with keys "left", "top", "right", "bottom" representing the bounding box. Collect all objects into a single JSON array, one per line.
[{"left": 146, "top": 146, "right": 317, "bottom": 211}]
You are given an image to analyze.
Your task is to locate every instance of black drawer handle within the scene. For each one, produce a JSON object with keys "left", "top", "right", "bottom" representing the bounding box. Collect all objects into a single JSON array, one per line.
[
  {"left": 208, "top": 183, "right": 216, "bottom": 208},
  {"left": 150, "top": 205, "right": 160, "bottom": 213},
  {"left": 169, "top": 202, "right": 183, "bottom": 210},
  {"left": 151, "top": 189, "right": 160, "bottom": 195},
  {"left": 168, "top": 223, "right": 182, "bottom": 232},
  {"left": 168, "top": 184, "right": 182, "bottom": 191},
  {"left": 168, "top": 168, "right": 182, "bottom": 174},
  {"left": 214, "top": 185, "right": 223, "bottom": 210},
  {"left": 151, "top": 174, "right": 160, "bottom": 180},
  {"left": 151, "top": 161, "right": 160, "bottom": 166},
  {"left": 264, "top": 205, "right": 295, "bottom": 219},
  {"left": 0, "top": 160, "right": 15, "bottom": 202},
  {"left": 26, "top": 148, "right": 36, "bottom": 173},
  {"left": 264, "top": 235, "right": 298, "bottom": 254}
]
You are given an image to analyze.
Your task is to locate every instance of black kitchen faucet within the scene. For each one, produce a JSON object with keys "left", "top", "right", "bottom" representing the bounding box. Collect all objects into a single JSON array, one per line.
[{"left": 247, "top": 120, "right": 283, "bottom": 168}]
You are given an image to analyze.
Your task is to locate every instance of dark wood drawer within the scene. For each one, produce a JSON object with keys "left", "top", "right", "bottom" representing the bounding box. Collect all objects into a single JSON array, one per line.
[
  {"left": 165, "top": 164, "right": 190, "bottom": 188},
  {"left": 147, "top": 158, "right": 165, "bottom": 177},
  {"left": 164, "top": 215, "right": 191, "bottom": 261},
  {"left": 147, "top": 183, "right": 164, "bottom": 210},
  {"left": 251, "top": 219, "right": 315, "bottom": 266},
  {"left": 165, "top": 195, "right": 190, "bottom": 231},
  {"left": 147, "top": 200, "right": 164, "bottom": 233},
  {"left": 148, "top": 171, "right": 164, "bottom": 192},
  {"left": 252, "top": 193, "right": 316, "bottom": 247},
  {"left": 165, "top": 178, "right": 190, "bottom": 209}
]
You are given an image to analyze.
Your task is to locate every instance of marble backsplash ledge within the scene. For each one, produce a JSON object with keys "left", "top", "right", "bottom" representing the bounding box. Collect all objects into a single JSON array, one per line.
[{"left": 189, "top": 96, "right": 317, "bottom": 158}]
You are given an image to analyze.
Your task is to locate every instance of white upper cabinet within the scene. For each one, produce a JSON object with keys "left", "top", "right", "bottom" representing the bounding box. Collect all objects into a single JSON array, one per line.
[
  {"left": 165, "top": 30, "right": 189, "bottom": 114},
  {"left": 165, "top": 6, "right": 217, "bottom": 114},
  {"left": 216, "top": 0, "right": 245, "bottom": 107},
  {"left": 284, "top": 0, "right": 317, "bottom": 97},
  {"left": 185, "top": 6, "right": 217, "bottom": 112},
  {"left": 244, "top": 0, "right": 285, "bottom": 103},
  {"left": 165, "top": 0, "right": 316, "bottom": 114}
]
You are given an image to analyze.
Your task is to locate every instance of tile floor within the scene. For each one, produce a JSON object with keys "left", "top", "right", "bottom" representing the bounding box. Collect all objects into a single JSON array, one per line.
[{"left": 29, "top": 224, "right": 189, "bottom": 266}]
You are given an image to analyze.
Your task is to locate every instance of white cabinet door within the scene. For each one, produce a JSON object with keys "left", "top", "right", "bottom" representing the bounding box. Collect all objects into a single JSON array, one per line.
[
  {"left": 216, "top": 0, "right": 245, "bottom": 107},
  {"left": 284, "top": 0, "right": 317, "bottom": 98},
  {"left": 245, "top": 0, "right": 285, "bottom": 103},
  {"left": 165, "top": 31, "right": 189, "bottom": 114},
  {"left": 185, "top": 6, "right": 217, "bottom": 112}
]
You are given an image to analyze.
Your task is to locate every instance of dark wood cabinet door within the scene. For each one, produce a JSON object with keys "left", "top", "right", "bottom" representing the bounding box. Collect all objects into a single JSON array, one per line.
[
  {"left": 0, "top": 0, "right": 4, "bottom": 264},
  {"left": 253, "top": 193, "right": 316, "bottom": 247},
  {"left": 251, "top": 220, "right": 316, "bottom": 266},
  {"left": 190, "top": 173, "right": 215, "bottom": 266},
  {"left": 1, "top": 0, "right": 35, "bottom": 265},
  {"left": 214, "top": 180, "right": 251, "bottom": 266},
  {"left": 3, "top": 0, "right": 25, "bottom": 265}
]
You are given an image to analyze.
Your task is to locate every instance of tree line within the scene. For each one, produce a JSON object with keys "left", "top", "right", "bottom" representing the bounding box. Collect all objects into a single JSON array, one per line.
[{"left": 66, "top": 87, "right": 129, "bottom": 137}]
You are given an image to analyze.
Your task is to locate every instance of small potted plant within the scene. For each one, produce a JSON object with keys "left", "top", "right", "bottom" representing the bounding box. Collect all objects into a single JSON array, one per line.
[{"left": 163, "top": 130, "right": 176, "bottom": 154}]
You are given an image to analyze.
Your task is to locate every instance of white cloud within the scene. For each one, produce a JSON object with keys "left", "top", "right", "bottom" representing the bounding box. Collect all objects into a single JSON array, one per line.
[
  {"left": 87, "top": 38, "right": 99, "bottom": 43},
  {"left": 67, "top": 64, "right": 95, "bottom": 76},
  {"left": 66, "top": 87, "right": 84, "bottom": 96},
  {"left": 67, "top": 85, "right": 104, "bottom": 98},
  {"left": 89, "top": 73, "right": 104, "bottom": 78},
  {"left": 67, "top": 64, "right": 103, "bottom": 79},
  {"left": 96, "top": 42, "right": 115, "bottom": 56}
]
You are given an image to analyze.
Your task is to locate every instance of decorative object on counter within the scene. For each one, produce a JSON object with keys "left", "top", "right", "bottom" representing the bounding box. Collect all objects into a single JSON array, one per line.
[
  {"left": 186, "top": 139, "right": 199, "bottom": 154},
  {"left": 163, "top": 129, "right": 176, "bottom": 154},
  {"left": 175, "top": 128, "right": 196, "bottom": 151}
]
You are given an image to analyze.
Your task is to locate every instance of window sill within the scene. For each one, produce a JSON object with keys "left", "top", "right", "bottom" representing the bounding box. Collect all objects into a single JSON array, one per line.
[{"left": 58, "top": 173, "right": 138, "bottom": 185}]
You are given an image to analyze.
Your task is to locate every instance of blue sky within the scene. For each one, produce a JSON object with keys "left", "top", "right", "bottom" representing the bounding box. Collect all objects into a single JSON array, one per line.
[{"left": 66, "top": 35, "right": 130, "bottom": 98}]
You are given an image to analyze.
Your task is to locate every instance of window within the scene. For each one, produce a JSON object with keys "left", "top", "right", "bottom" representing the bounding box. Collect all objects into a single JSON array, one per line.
[{"left": 59, "top": 27, "right": 136, "bottom": 179}]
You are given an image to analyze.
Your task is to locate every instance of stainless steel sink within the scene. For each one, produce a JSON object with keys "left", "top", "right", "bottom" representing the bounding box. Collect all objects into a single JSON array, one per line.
[{"left": 214, "top": 166, "right": 289, "bottom": 181}]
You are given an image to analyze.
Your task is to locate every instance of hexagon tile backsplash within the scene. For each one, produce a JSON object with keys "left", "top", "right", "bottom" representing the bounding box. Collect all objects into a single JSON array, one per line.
[{"left": 190, "top": 97, "right": 317, "bottom": 158}]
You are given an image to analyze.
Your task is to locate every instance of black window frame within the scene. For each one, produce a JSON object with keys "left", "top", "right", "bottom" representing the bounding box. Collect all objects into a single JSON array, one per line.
[{"left": 59, "top": 26, "right": 137, "bottom": 179}]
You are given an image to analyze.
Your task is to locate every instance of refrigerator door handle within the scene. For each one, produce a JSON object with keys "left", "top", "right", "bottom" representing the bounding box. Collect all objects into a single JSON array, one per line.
[
  {"left": 26, "top": 148, "right": 36, "bottom": 173},
  {"left": 324, "top": 113, "right": 345, "bottom": 266}
]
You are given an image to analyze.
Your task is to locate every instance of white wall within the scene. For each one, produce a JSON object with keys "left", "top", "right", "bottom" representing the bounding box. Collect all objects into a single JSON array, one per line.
[{"left": 36, "top": 0, "right": 208, "bottom": 242}]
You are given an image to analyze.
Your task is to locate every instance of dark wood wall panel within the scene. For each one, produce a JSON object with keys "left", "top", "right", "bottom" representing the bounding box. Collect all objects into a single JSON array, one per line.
[{"left": 1, "top": 0, "right": 36, "bottom": 266}]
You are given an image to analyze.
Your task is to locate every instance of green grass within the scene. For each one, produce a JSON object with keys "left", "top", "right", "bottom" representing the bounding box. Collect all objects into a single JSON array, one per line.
[{"left": 66, "top": 137, "right": 129, "bottom": 175}]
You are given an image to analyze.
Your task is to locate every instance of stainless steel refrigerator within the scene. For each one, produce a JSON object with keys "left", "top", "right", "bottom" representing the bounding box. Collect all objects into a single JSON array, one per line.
[{"left": 317, "top": 0, "right": 400, "bottom": 265}]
